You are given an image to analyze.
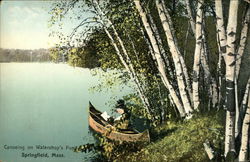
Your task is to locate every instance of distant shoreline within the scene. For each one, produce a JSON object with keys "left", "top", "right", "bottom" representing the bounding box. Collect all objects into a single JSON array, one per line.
[{"left": 0, "top": 61, "right": 53, "bottom": 63}]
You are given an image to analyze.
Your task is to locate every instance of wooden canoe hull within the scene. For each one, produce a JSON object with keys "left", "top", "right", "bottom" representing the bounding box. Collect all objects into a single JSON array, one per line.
[{"left": 88, "top": 102, "right": 150, "bottom": 142}]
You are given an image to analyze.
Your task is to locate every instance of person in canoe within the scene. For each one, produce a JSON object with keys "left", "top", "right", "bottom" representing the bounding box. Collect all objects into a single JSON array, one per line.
[
  {"left": 100, "top": 99, "right": 132, "bottom": 131},
  {"left": 114, "top": 99, "right": 132, "bottom": 130}
]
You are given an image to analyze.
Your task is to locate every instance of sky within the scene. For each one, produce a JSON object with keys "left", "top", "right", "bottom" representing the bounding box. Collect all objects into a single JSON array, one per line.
[{"left": 0, "top": 0, "right": 81, "bottom": 50}]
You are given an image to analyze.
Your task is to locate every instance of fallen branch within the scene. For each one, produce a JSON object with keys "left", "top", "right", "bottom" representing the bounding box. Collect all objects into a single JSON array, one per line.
[{"left": 203, "top": 140, "right": 215, "bottom": 160}]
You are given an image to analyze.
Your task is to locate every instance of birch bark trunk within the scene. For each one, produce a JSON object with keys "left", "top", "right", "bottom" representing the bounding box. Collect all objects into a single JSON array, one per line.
[
  {"left": 147, "top": 13, "right": 174, "bottom": 79},
  {"left": 216, "top": 29, "right": 223, "bottom": 108},
  {"left": 134, "top": 0, "right": 186, "bottom": 117},
  {"left": 93, "top": 0, "right": 152, "bottom": 114},
  {"left": 215, "top": 0, "right": 227, "bottom": 60},
  {"left": 192, "top": 0, "right": 204, "bottom": 110},
  {"left": 237, "top": 78, "right": 250, "bottom": 138},
  {"left": 201, "top": 26, "right": 218, "bottom": 109},
  {"left": 238, "top": 92, "right": 250, "bottom": 161},
  {"left": 139, "top": 27, "right": 156, "bottom": 62},
  {"left": 224, "top": 0, "right": 239, "bottom": 158},
  {"left": 235, "top": 6, "right": 250, "bottom": 138},
  {"left": 154, "top": 0, "right": 193, "bottom": 116},
  {"left": 185, "top": 0, "right": 218, "bottom": 108},
  {"left": 184, "top": 0, "right": 195, "bottom": 36},
  {"left": 103, "top": 26, "right": 151, "bottom": 113},
  {"left": 110, "top": 20, "right": 153, "bottom": 115},
  {"left": 215, "top": 0, "right": 227, "bottom": 110},
  {"left": 161, "top": 0, "right": 193, "bottom": 103},
  {"left": 235, "top": 6, "right": 250, "bottom": 79},
  {"left": 240, "top": 78, "right": 250, "bottom": 119}
]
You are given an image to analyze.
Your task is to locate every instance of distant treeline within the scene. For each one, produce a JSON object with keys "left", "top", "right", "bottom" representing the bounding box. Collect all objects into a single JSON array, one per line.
[{"left": 0, "top": 48, "right": 51, "bottom": 62}]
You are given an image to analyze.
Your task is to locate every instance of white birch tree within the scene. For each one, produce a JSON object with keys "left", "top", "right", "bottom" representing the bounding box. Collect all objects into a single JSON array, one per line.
[
  {"left": 154, "top": 0, "right": 193, "bottom": 116},
  {"left": 235, "top": 6, "right": 250, "bottom": 79},
  {"left": 160, "top": 0, "right": 193, "bottom": 107},
  {"left": 92, "top": 0, "right": 153, "bottom": 114},
  {"left": 238, "top": 91, "right": 250, "bottom": 161},
  {"left": 192, "top": 0, "right": 203, "bottom": 110},
  {"left": 234, "top": 6, "right": 250, "bottom": 138},
  {"left": 224, "top": 0, "right": 239, "bottom": 158},
  {"left": 184, "top": 0, "right": 195, "bottom": 36},
  {"left": 134, "top": 0, "right": 187, "bottom": 117},
  {"left": 184, "top": 0, "right": 218, "bottom": 109},
  {"left": 215, "top": 0, "right": 227, "bottom": 60}
]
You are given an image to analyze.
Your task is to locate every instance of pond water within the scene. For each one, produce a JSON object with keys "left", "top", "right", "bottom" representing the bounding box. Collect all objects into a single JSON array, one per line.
[{"left": 0, "top": 63, "right": 133, "bottom": 162}]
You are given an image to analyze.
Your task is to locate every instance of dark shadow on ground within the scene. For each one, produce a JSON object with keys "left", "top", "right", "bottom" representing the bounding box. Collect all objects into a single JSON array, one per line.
[
  {"left": 149, "top": 127, "right": 178, "bottom": 142},
  {"left": 131, "top": 115, "right": 150, "bottom": 133}
]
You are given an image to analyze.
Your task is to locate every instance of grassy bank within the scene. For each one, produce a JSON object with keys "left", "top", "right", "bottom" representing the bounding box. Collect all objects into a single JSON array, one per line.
[{"left": 114, "top": 111, "right": 225, "bottom": 162}]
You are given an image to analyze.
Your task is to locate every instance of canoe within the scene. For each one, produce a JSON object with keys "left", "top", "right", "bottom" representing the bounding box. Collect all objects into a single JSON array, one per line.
[{"left": 88, "top": 102, "right": 150, "bottom": 142}]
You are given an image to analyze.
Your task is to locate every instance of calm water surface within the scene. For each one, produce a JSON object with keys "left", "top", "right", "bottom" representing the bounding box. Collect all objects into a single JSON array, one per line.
[{"left": 0, "top": 63, "right": 132, "bottom": 162}]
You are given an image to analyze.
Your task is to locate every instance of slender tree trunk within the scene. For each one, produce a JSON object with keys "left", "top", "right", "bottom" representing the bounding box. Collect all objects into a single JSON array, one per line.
[
  {"left": 139, "top": 25, "right": 179, "bottom": 118},
  {"left": 235, "top": 6, "right": 250, "bottom": 79},
  {"left": 241, "top": 78, "right": 250, "bottom": 118},
  {"left": 134, "top": 0, "right": 186, "bottom": 117},
  {"left": 139, "top": 27, "right": 156, "bottom": 62},
  {"left": 234, "top": 80, "right": 240, "bottom": 138},
  {"left": 215, "top": 11, "right": 223, "bottom": 109},
  {"left": 224, "top": 0, "right": 239, "bottom": 158},
  {"left": 192, "top": 0, "right": 204, "bottom": 110},
  {"left": 234, "top": 6, "right": 250, "bottom": 137},
  {"left": 184, "top": 1, "right": 218, "bottom": 110},
  {"left": 93, "top": 0, "right": 152, "bottom": 114},
  {"left": 238, "top": 92, "right": 250, "bottom": 161},
  {"left": 183, "top": 22, "right": 191, "bottom": 57},
  {"left": 237, "top": 78, "right": 250, "bottom": 138},
  {"left": 110, "top": 21, "right": 153, "bottom": 115},
  {"left": 126, "top": 31, "right": 142, "bottom": 65},
  {"left": 200, "top": 30, "right": 210, "bottom": 84},
  {"left": 154, "top": 0, "right": 193, "bottom": 116},
  {"left": 103, "top": 26, "right": 151, "bottom": 113},
  {"left": 185, "top": 0, "right": 218, "bottom": 109},
  {"left": 214, "top": 0, "right": 228, "bottom": 110},
  {"left": 235, "top": 7, "right": 250, "bottom": 137},
  {"left": 147, "top": 13, "right": 174, "bottom": 79},
  {"left": 161, "top": 0, "right": 193, "bottom": 104},
  {"left": 217, "top": 49, "right": 223, "bottom": 109},
  {"left": 201, "top": 25, "right": 218, "bottom": 109},
  {"left": 184, "top": 0, "right": 195, "bottom": 36},
  {"left": 157, "top": 81, "right": 166, "bottom": 122},
  {"left": 185, "top": 0, "right": 218, "bottom": 110},
  {"left": 215, "top": 0, "right": 227, "bottom": 60}
]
